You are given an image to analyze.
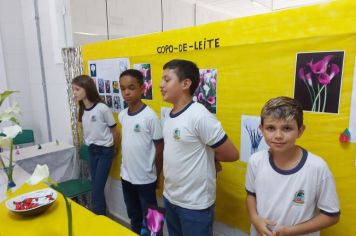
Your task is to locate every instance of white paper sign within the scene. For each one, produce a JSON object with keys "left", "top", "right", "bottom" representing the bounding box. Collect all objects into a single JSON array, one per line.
[
  {"left": 88, "top": 58, "right": 130, "bottom": 113},
  {"left": 240, "top": 115, "right": 269, "bottom": 162}
]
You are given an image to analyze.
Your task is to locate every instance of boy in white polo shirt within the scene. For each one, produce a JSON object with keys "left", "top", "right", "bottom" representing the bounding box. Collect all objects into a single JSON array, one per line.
[
  {"left": 160, "top": 59, "right": 239, "bottom": 236},
  {"left": 245, "top": 96, "right": 340, "bottom": 236},
  {"left": 118, "top": 69, "right": 164, "bottom": 234}
]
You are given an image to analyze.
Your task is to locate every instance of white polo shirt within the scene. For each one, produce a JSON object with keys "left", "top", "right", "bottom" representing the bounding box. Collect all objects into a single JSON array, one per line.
[
  {"left": 163, "top": 102, "right": 227, "bottom": 210},
  {"left": 119, "top": 105, "right": 163, "bottom": 184},
  {"left": 245, "top": 149, "right": 340, "bottom": 236},
  {"left": 82, "top": 103, "right": 116, "bottom": 147}
]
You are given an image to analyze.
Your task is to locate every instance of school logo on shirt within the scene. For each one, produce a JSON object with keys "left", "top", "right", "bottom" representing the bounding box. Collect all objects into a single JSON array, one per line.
[
  {"left": 90, "top": 115, "right": 96, "bottom": 122},
  {"left": 173, "top": 128, "right": 180, "bottom": 140},
  {"left": 134, "top": 124, "right": 141, "bottom": 132},
  {"left": 293, "top": 190, "right": 305, "bottom": 205}
]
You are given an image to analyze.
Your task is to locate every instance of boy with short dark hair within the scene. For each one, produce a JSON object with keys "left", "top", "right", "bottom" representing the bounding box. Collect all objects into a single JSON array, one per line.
[
  {"left": 119, "top": 69, "right": 163, "bottom": 234},
  {"left": 160, "top": 59, "right": 239, "bottom": 236},
  {"left": 245, "top": 96, "right": 340, "bottom": 236}
]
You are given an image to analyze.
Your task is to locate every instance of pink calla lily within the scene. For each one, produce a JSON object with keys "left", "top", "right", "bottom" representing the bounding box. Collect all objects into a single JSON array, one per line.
[
  {"left": 198, "top": 92, "right": 204, "bottom": 102},
  {"left": 146, "top": 208, "right": 164, "bottom": 233},
  {"left": 308, "top": 55, "right": 333, "bottom": 74},
  {"left": 317, "top": 63, "right": 340, "bottom": 85},
  {"left": 298, "top": 67, "right": 305, "bottom": 80},
  {"left": 143, "top": 82, "right": 148, "bottom": 96},
  {"left": 317, "top": 73, "right": 331, "bottom": 85},
  {"left": 207, "top": 96, "right": 215, "bottom": 105},
  {"left": 305, "top": 73, "right": 313, "bottom": 87},
  {"left": 210, "top": 78, "right": 216, "bottom": 89},
  {"left": 329, "top": 64, "right": 340, "bottom": 80}
]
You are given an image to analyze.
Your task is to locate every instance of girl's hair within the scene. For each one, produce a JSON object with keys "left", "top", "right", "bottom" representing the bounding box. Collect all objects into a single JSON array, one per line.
[{"left": 72, "top": 74, "right": 102, "bottom": 122}]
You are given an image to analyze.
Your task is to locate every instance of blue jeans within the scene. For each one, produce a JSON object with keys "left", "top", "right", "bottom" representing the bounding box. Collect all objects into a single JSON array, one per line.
[
  {"left": 164, "top": 197, "right": 214, "bottom": 236},
  {"left": 121, "top": 178, "right": 158, "bottom": 234},
  {"left": 88, "top": 144, "right": 114, "bottom": 215}
]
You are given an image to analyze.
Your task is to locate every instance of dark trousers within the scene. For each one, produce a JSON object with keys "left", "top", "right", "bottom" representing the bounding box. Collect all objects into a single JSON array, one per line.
[
  {"left": 164, "top": 197, "right": 214, "bottom": 236},
  {"left": 121, "top": 178, "right": 158, "bottom": 234},
  {"left": 88, "top": 144, "right": 114, "bottom": 215}
]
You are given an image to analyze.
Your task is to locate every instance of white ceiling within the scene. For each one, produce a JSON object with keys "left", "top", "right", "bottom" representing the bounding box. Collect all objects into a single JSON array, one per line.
[
  {"left": 70, "top": 0, "right": 332, "bottom": 45},
  {"left": 181, "top": 0, "right": 270, "bottom": 17},
  {"left": 181, "top": 0, "right": 331, "bottom": 16}
]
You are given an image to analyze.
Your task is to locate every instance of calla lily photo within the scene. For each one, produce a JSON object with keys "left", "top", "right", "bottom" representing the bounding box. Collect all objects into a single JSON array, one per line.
[
  {"left": 294, "top": 51, "right": 344, "bottom": 113},
  {"left": 134, "top": 63, "right": 153, "bottom": 100},
  {"left": 193, "top": 69, "right": 217, "bottom": 114}
]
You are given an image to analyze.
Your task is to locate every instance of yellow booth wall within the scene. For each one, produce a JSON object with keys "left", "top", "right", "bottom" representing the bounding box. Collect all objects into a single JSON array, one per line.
[{"left": 82, "top": 0, "right": 356, "bottom": 234}]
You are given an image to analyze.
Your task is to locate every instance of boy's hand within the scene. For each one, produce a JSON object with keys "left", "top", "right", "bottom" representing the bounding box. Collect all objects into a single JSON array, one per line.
[
  {"left": 272, "top": 225, "right": 290, "bottom": 236},
  {"left": 251, "top": 216, "right": 275, "bottom": 236}
]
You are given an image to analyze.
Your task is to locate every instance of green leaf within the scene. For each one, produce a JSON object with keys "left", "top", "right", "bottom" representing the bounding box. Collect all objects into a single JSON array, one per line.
[
  {"left": 0, "top": 102, "right": 20, "bottom": 124},
  {"left": 0, "top": 156, "right": 5, "bottom": 169},
  {"left": 0, "top": 91, "right": 17, "bottom": 107},
  {"left": 9, "top": 117, "right": 19, "bottom": 125},
  {"left": 0, "top": 113, "right": 12, "bottom": 122}
]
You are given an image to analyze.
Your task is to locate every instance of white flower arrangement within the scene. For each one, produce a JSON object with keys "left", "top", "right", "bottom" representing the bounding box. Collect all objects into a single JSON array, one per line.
[{"left": 0, "top": 90, "right": 21, "bottom": 190}]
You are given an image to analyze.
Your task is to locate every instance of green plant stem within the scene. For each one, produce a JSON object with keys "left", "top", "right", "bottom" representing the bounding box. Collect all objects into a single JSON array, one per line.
[
  {"left": 322, "top": 86, "right": 327, "bottom": 112},
  {"left": 62, "top": 193, "right": 73, "bottom": 236},
  {"left": 318, "top": 84, "right": 321, "bottom": 111},
  {"left": 312, "top": 85, "right": 326, "bottom": 112},
  {"left": 8, "top": 141, "right": 13, "bottom": 184},
  {"left": 311, "top": 83, "right": 316, "bottom": 104}
]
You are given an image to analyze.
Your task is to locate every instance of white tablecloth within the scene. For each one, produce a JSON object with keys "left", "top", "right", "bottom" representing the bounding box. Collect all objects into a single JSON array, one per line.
[{"left": 0, "top": 142, "right": 79, "bottom": 183}]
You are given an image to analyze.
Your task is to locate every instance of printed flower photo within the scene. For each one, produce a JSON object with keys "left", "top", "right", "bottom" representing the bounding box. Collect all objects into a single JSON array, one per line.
[
  {"left": 105, "top": 80, "right": 111, "bottom": 93},
  {"left": 98, "top": 79, "right": 105, "bottom": 93},
  {"left": 106, "top": 95, "right": 113, "bottom": 108},
  {"left": 113, "top": 96, "right": 121, "bottom": 110},
  {"left": 294, "top": 51, "right": 344, "bottom": 113},
  {"left": 100, "top": 95, "right": 106, "bottom": 103},
  {"left": 193, "top": 69, "right": 217, "bottom": 114},
  {"left": 90, "top": 63, "right": 96, "bottom": 77},
  {"left": 240, "top": 115, "right": 269, "bottom": 163},
  {"left": 112, "top": 81, "right": 120, "bottom": 93},
  {"left": 134, "top": 63, "right": 152, "bottom": 100}
]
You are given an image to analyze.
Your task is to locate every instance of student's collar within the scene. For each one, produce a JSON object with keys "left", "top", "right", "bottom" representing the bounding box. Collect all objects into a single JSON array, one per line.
[
  {"left": 128, "top": 104, "right": 147, "bottom": 116},
  {"left": 268, "top": 148, "right": 308, "bottom": 175},
  {"left": 170, "top": 101, "right": 194, "bottom": 118},
  {"left": 84, "top": 103, "right": 97, "bottom": 111}
]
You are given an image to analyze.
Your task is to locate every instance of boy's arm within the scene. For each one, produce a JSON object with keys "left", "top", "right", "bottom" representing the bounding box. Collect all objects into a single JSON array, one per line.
[
  {"left": 273, "top": 213, "right": 339, "bottom": 236},
  {"left": 246, "top": 194, "right": 275, "bottom": 236},
  {"left": 110, "top": 126, "right": 119, "bottom": 154},
  {"left": 148, "top": 115, "right": 164, "bottom": 187},
  {"left": 154, "top": 141, "right": 164, "bottom": 187},
  {"left": 214, "top": 138, "right": 239, "bottom": 162},
  {"left": 195, "top": 114, "right": 238, "bottom": 162}
]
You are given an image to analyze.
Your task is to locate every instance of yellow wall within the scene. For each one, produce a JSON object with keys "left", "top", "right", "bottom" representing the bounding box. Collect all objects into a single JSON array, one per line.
[{"left": 82, "top": 0, "right": 356, "bottom": 234}]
